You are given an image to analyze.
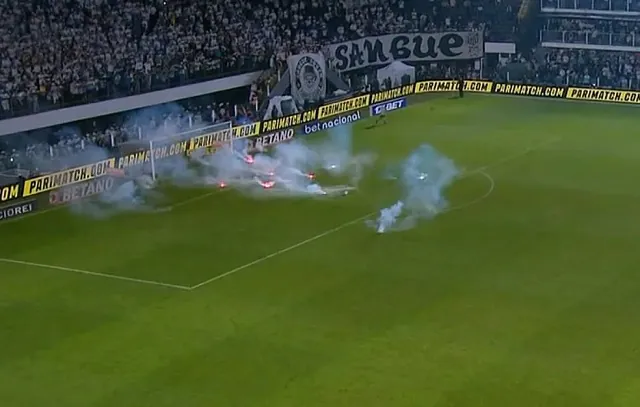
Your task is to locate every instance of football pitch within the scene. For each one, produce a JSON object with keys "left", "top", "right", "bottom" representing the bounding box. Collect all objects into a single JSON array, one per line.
[{"left": 2, "top": 94, "right": 640, "bottom": 407}]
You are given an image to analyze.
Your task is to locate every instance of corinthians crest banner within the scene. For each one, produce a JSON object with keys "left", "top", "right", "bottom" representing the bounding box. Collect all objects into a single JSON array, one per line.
[{"left": 288, "top": 53, "right": 327, "bottom": 106}]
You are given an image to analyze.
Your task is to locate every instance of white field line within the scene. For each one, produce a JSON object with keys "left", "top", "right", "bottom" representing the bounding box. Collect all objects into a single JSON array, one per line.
[
  {"left": 190, "top": 172, "right": 495, "bottom": 290},
  {"left": 0, "top": 131, "right": 561, "bottom": 230},
  {"left": 190, "top": 137, "right": 561, "bottom": 290},
  {"left": 0, "top": 198, "right": 69, "bottom": 227},
  {"left": 0, "top": 257, "right": 191, "bottom": 290},
  {"left": 447, "top": 170, "right": 494, "bottom": 213},
  {"left": 189, "top": 212, "right": 374, "bottom": 289},
  {"left": 1, "top": 137, "right": 560, "bottom": 291},
  {"left": 0, "top": 187, "right": 224, "bottom": 228},
  {"left": 483, "top": 91, "right": 640, "bottom": 108},
  {"left": 0, "top": 190, "right": 221, "bottom": 290},
  {"left": 464, "top": 136, "right": 562, "bottom": 174},
  {"left": 0, "top": 173, "right": 493, "bottom": 292},
  {"left": 165, "top": 190, "right": 218, "bottom": 209}
]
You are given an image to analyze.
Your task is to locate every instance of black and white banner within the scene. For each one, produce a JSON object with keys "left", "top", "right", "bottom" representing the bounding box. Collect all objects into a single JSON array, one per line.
[
  {"left": 288, "top": 53, "right": 327, "bottom": 105},
  {"left": 327, "top": 31, "right": 483, "bottom": 72}
]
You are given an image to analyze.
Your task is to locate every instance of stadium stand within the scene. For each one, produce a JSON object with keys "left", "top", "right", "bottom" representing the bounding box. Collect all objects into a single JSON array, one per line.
[
  {"left": 542, "top": 0, "right": 640, "bottom": 12},
  {"left": 542, "top": 18, "right": 640, "bottom": 47},
  {"left": 0, "top": 0, "right": 521, "bottom": 118},
  {"left": 492, "top": 0, "right": 640, "bottom": 88},
  {"left": 534, "top": 48, "right": 640, "bottom": 88},
  {"left": 0, "top": 0, "right": 271, "bottom": 119},
  {"left": 0, "top": 0, "right": 541, "bottom": 176},
  {"left": 536, "top": 0, "right": 640, "bottom": 88}
]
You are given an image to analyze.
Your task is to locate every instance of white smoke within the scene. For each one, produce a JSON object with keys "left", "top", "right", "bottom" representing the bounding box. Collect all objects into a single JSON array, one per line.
[
  {"left": 194, "top": 122, "right": 372, "bottom": 199},
  {"left": 369, "top": 144, "right": 460, "bottom": 233}
]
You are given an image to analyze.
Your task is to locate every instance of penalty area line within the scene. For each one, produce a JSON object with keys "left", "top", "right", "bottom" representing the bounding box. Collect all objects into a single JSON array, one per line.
[
  {"left": 192, "top": 172, "right": 495, "bottom": 290},
  {"left": 189, "top": 212, "right": 373, "bottom": 290},
  {"left": 0, "top": 257, "right": 191, "bottom": 290},
  {"left": 190, "top": 138, "right": 559, "bottom": 290},
  {"left": 0, "top": 187, "right": 226, "bottom": 228},
  {"left": 163, "top": 190, "right": 219, "bottom": 211}
]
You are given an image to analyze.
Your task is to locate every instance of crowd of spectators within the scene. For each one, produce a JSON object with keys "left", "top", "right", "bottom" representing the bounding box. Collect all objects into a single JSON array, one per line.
[
  {"left": 542, "top": 18, "right": 640, "bottom": 47},
  {"left": 0, "top": 0, "right": 273, "bottom": 118},
  {"left": 490, "top": 48, "right": 640, "bottom": 90},
  {"left": 534, "top": 15, "right": 640, "bottom": 88},
  {"left": 0, "top": 0, "right": 521, "bottom": 176},
  {"left": 5, "top": 0, "right": 640, "bottom": 178},
  {"left": 0, "top": 0, "right": 519, "bottom": 119},
  {"left": 5, "top": 0, "right": 640, "bottom": 177},
  {"left": 540, "top": 49, "right": 640, "bottom": 88}
]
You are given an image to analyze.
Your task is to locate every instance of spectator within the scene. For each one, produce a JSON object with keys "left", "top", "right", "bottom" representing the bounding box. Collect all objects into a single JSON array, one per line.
[
  {"left": 536, "top": 12, "right": 640, "bottom": 88},
  {"left": 542, "top": 18, "right": 640, "bottom": 47},
  {"left": 0, "top": 0, "right": 518, "bottom": 119},
  {"left": 0, "top": 0, "right": 520, "bottom": 175},
  {"left": 0, "top": 0, "right": 273, "bottom": 119}
]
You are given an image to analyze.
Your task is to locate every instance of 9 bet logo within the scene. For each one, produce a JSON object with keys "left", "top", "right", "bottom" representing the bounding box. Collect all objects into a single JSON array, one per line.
[{"left": 372, "top": 98, "right": 407, "bottom": 115}]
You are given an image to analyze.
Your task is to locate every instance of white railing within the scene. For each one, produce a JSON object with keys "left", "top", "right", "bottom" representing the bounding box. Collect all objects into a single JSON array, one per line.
[
  {"left": 541, "top": 0, "right": 640, "bottom": 12},
  {"left": 540, "top": 29, "right": 638, "bottom": 47}
]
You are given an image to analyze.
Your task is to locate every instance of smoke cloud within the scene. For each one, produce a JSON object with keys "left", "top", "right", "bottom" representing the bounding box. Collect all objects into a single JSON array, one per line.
[
  {"left": 40, "top": 103, "right": 206, "bottom": 218},
  {"left": 40, "top": 105, "right": 375, "bottom": 218},
  {"left": 194, "top": 122, "right": 370, "bottom": 198},
  {"left": 369, "top": 144, "right": 460, "bottom": 233}
]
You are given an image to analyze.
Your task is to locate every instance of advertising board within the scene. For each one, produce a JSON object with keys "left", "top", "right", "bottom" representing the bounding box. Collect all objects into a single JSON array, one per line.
[
  {"left": 247, "top": 129, "right": 296, "bottom": 150},
  {"left": 566, "top": 87, "right": 640, "bottom": 104},
  {"left": 302, "top": 112, "right": 363, "bottom": 135},
  {"left": 0, "top": 200, "right": 37, "bottom": 222},
  {"left": 49, "top": 177, "right": 117, "bottom": 205},
  {"left": 0, "top": 182, "right": 22, "bottom": 203},
  {"left": 370, "top": 98, "right": 408, "bottom": 116},
  {"left": 6, "top": 79, "right": 640, "bottom": 203}
]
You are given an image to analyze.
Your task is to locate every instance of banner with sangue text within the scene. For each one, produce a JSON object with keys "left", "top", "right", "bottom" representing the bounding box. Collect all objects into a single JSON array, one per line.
[
  {"left": 5, "top": 79, "right": 640, "bottom": 204},
  {"left": 327, "top": 32, "right": 484, "bottom": 72}
]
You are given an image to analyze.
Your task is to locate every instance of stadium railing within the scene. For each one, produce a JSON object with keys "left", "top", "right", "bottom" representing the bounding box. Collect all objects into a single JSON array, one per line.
[
  {"left": 540, "top": 30, "right": 640, "bottom": 47},
  {"left": 542, "top": 0, "right": 640, "bottom": 11}
]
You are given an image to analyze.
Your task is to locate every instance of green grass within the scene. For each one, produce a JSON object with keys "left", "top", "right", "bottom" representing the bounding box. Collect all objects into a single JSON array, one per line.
[{"left": 2, "top": 94, "right": 640, "bottom": 407}]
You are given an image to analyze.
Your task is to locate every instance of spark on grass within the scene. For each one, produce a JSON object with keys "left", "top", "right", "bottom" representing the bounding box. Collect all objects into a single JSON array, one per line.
[
  {"left": 196, "top": 123, "right": 372, "bottom": 198},
  {"left": 317, "top": 124, "right": 376, "bottom": 185},
  {"left": 48, "top": 108, "right": 370, "bottom": 217}
]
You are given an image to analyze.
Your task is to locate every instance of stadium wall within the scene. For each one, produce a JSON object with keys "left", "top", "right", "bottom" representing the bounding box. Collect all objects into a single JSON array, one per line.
[{"left": 2, "top": 79, "right": 639, "bottom": 215}]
